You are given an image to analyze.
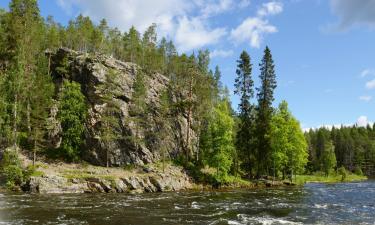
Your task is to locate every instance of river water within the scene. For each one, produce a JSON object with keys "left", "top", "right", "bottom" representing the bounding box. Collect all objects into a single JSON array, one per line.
[{"left": 0, "top": 181, "right": 374, "bottom": 225}]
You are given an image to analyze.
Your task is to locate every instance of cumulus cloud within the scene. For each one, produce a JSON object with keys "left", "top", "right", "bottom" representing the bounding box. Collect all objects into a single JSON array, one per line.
[
  {"left": 197, "top": 0, "right": 234, "bottom": 18},
  {"left": 330, "top": 0, "right": 375, "bottom": 30},
  {"left": 356, "top": 116, "right": 372, "bottom": 127},
  {"left": 210, "top": 49, "right": 234, "bottom": 58},
  {"left": 175, "top": 16, "right": 227, "bottom": 52},
  {"left": 365, "top": 79, "right": 375, "bottom": 89},
  {"left": 360, "top": 69, "right": 375, "bottom": 78},
  {"left": 359, "top": 95, "right": 372, "bottom": 102},
  {"left": 239, "top": 0, "right": 251, "bottom": 8},
  {"left": 257, "top": 1, "right": 283, "bottom": 17},
  {"left": 230, "top": 1, "right": 282, "bottom": 48},
  {"left": 230, "top": 17, "right": 277, "bottom": 48}
]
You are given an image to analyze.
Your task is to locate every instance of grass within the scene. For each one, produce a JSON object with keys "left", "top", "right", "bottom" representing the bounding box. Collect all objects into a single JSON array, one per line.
[
  {"left": 294, "top": 173, "right": 367, "bottom": 185},
  {"left": 62, "top": 169, "right": 116, "bottom": 182}
]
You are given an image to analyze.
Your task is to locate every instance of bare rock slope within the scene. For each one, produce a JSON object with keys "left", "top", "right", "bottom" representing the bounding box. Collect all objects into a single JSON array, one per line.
[{"left": 48, "top": 48, "right": 195, "bottom": 166}]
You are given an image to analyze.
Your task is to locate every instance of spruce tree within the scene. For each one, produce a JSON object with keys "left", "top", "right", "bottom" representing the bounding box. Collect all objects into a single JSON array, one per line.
[
  {"left": 234, "top": 51, "right": 255, "bottom": 177},
  {"left": 98, "top": 69, "right": 122, "bottom": 167},
  {"left": 256, "top": 46, "right": 277, "bottom": 176}
]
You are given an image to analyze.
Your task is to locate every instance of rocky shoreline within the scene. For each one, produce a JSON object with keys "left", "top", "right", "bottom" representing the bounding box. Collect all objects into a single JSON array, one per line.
[{"left": 23, "top": 171, "right": 192, "bottom": 194}]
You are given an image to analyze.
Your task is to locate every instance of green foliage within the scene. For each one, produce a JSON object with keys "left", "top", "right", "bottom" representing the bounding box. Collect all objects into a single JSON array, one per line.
[
  {"left": 337, "top": 166, "right": 347, "bottom": 181},
  {"left": 233, "top": 51, "right": 255, "bottom": 177},
  {"left": 354, "top": 166, "right": 363, "bottom": 176},
  {"left": 322, "top": 141, "right": 337, "bottom": 176},
  {"left": 256, "top": 46, "right": 277, "bottom": 176},
  {"left": 270, "top": 101, "right": 308, "bottom": 179},
  {"left": 98, "top": 69, "right": 122, "bottom": 167},
  {"left": 58, "top": 80, "right": 87, "bottom": 161},
  {"left": 206, "top": 99, "right": 235, "bottom": 183},
  {"left": 1, "top": 148, "right": 23, "bottom": 188}
]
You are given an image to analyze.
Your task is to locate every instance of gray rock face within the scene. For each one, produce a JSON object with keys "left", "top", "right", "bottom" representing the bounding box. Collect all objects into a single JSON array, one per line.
[
  {"left": 26, "top": 170, "right": 192, "bottom": 194},
  {"left": 48, "top": 48, "right": 196, "bottom": 166}
]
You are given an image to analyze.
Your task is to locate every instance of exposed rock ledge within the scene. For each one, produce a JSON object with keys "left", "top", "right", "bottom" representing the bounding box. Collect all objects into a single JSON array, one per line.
[
  {"left": 19, "top": 153, "right": 193, "bottom": 194},
  {"left": 22, "top": 166, "right": 192, "bottom": 194},
  {"left": 24, "top": 169, "right": 192, "bottom": 194}
]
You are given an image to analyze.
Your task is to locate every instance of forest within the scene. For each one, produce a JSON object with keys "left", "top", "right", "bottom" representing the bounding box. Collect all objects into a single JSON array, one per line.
[{"left": 0, "top": 0, "right": 373, "bottom": 188}]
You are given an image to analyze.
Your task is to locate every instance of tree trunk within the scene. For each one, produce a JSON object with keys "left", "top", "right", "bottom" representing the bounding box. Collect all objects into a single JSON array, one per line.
[
  {"left": 33, "top": 139, "right": 37, "bottom": 166},
  {"left": 27, "top": 100, "right": 31, "bottom": 135},
  {"left": 13, "top": 94, "right": 18, "bottom": 149},
  {"left": 186, "top": 76, "right": 193, "bottom": 161}
]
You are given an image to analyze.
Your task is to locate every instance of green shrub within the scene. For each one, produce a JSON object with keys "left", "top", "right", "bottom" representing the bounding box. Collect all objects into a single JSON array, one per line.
[
  {"left": 1, "top": 148, "right": 21, "bottom": 168},
  {"left": 337, "top": 166, "right": 347, "bottom": 181},
  {"left": 4, "top": 165, "right": 23, "bottom": 188},
  {"left": 354, "top": 166, "right": 363, "bottom": 176}
]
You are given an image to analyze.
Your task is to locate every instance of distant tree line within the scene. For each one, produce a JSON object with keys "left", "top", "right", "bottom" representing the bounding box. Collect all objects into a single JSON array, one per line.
[{"left": 305, "top": 125, "right": 375, "bottom": 176}]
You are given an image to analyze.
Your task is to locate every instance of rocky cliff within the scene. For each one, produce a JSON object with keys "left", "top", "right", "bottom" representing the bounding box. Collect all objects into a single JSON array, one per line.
[{"left": 47, "top": 48, "right": 196, "bottom": 166}]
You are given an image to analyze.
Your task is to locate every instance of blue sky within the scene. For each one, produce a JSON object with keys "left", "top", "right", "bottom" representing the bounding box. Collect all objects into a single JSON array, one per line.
[{"left": 1, "top": 0, "right": 374, "bottom": 129}]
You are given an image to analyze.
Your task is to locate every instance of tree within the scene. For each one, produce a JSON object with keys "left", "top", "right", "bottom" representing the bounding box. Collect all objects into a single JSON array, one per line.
[
  {"left": 129, "top": 70, "right": 147, "bottom": 150},
  {"left": 207, "top": 99, "right": 235, "bottom": 182},
  {"left": 256, "top": 46, "right": 277, "bottom": 176},
  {"left": 270, "top": 101, "right": 308, "bottom": 181},
  {"left": 2, "top": 0, "right": 45, "bottom": 149},
  {"left": 124, "top": 26, "right": 142, "bottom": 63},
  {"left": 29, "top": 57, "right": 54, "bottom": 165},
  {"left": 321, "top": 140, "right": 337, "bottom": 176},
  {"left": 58, "top": 80, "right": 87, "bottom": 161},
  {"left": 155, "top": 89, "right": 172, "bottom": 172},
  {"left": 98, "top": 69, "right": 121, "bottom": 167},
  {"left": 234, "top": 51, "right": 255, "bottom": 177}
]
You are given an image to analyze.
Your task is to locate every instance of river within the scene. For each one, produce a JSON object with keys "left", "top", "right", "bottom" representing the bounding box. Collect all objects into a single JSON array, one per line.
[{"left": 0, "top": 181, "right": 374, "bottom": 225}]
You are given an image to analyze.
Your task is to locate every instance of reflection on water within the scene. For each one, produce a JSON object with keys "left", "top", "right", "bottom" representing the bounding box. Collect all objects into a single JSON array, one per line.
[{"left": 0, "top": 181, "right": 374, "bottom": 224}]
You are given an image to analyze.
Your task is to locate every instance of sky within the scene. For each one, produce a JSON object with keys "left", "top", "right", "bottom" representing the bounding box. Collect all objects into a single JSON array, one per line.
[{"left": 1, "top": 0, "right": 374, "bottom": 130}]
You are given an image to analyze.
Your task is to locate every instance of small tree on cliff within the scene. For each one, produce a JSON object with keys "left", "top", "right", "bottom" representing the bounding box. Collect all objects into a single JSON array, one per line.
[
  {"left": 129, "top": 70, "right": 147, "bottom": 150},
  {"left": 98, "top": 69, "right": 122, "bottom": 167}
]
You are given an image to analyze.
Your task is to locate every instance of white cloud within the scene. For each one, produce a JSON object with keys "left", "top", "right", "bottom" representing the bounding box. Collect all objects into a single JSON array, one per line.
[
  {"left": 330, "top": 0, "right": 375, "bottom": 30},
  {"left": 198, "top": 0, "right": 234, "bottom": 18},
  {"left": 359, "top": 95, "right": 372, "bottom": 102},
  {"left": 365, "top": 79, "right": 375, "bottom": 89},
  {"left": 356, "top": 116, "right": 372, "bottom": 127},
  {"left": 239, "top": 0, "right": 251, "bottom": 8},
  {"left": 175, "top": 16, "right": 227, "bottom": 52},
  {"left": 57, "top": 0, "right": 191, "bottom": 34},
  {"left": 361, "top": 69, "right": 375, "bottom": 77},
  {"left": 230, "top": 17, "right": 277, "bottom": 48},
  {"left": 210, "top": 49, "right": 234, "bottom": 58},
  {"left": 230, "top": 1, "right": 282, "bottom": 48},
  {"left": 257, "top": 1, "right": 283, "bottom": 17}
]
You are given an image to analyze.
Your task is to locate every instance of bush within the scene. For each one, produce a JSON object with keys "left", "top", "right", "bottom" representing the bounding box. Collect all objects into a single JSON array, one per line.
[
  {"left": 1, "top": 148, "right": 21, "bottom": 168},
  {"left": 337, "top": 166, "right": 347, "bottom": 182},
  {"left": 354, "top": 166, "right": 363, "bottom": 176},
  {"left": 4, "top": 165, "right": 23, "bottom": 188}
]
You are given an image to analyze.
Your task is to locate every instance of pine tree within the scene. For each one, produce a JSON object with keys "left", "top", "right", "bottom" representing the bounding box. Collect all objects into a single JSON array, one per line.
[
  {"left": 256, "top": 46, "right": 277, "bottom": 176},
  {"left": 130, "top": 70, "right": 147, "bottom": 151},
  {"left": 234, "top": 51, "right": 255, "bottom": 177}
]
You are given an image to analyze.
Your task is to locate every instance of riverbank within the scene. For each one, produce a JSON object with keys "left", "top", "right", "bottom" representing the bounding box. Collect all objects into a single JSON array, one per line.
[
  {"left": 1, "top": 151, "right": 368, "bottom": 194},
  {"left": 294, "top": 173, "right": 367, "bottom": 185}
]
